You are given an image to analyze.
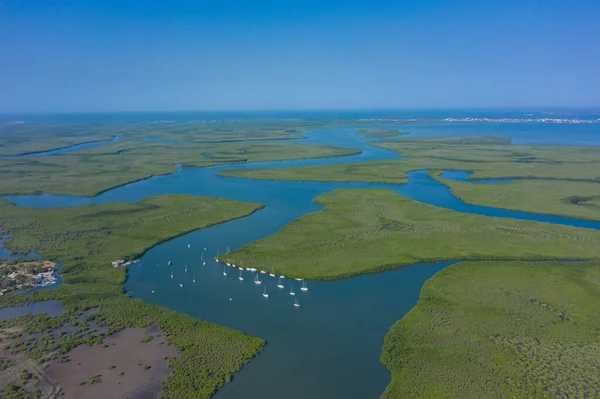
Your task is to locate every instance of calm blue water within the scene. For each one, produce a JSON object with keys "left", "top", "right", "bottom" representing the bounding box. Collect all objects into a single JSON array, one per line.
[
  {"left": 2, "top": 108, "right": 600, "bottom": 123},
  {"left": 2, "top": 115, "right": 600, "bottom": 399}
]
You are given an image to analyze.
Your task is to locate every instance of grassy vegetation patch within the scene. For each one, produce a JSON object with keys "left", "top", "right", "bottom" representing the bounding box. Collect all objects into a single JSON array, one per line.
[
  {"left": 380, "top": 260, "right": 600, "bottom": 399},
  {"left": 0, "top": 140, "right": 359, "bottom": 197},
  {"left": 356, "top": 129, "right": 408, "bottom": 138},
  {"left": 221, "top": 136, "right": 600, "bottom": 221},
  {"left": 0, "top": 195, "right": 265, "bottom": 398},
  {"left": 437, "top": 174, "right": 600, "bottom": 221},
  {"left": 224, "top": 189, "right": 600, "bottom": 280},
  {"left": 221, "top": 136, "right": 600, "bottom": 183}
]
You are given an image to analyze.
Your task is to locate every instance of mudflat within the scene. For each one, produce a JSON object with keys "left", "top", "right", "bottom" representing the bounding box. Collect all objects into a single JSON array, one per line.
[{"left": 47, "top": 326, "right": 178, "bottom": 399}]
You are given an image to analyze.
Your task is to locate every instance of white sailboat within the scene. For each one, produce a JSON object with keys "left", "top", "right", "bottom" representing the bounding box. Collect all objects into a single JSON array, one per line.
[
  {"left": 301, "top": 280, "right": 308, "bottom": 292},
  {"left": 280, "top": 275, "right": 285, "bottom": 279},
  {"left": 254, "top": 274, "right": 262, "bottom": 285},
  {"left": 179, "top": 283, "right": 183, "bottom": 288},
  {"left": 262, "top": 287, "right": 269, "bottom": 298},
  {"left": 168, "top": 260, "right": 172, "bottom": 266},
  {"left": 295, "top": 278, "right": 302, "bottom": 281},
  {"left": 151, "top": 290, "right": 155, "bottom": 294},
  {"left": 192, "top": 276, "right": 196, "bottom": 283},
  {"left": 269, "top": 266, "right": 276, "bottom": 277},
  {"left": 170, "top": 272, "right": 173, "bottom": 279},
  {"left": 239, "top": 270, "right": 244, "bottom": 281},
  {"left": 223, "top": 266, "right": 227, "bottom": 276},
  {"left": 202, "top": 261, "right": 206, "bottom": 266},
  {"left": 187, "top": 244, "right": 190, "bottom": 248},
  {"left": 289, "top": 286, "right": 295, "bottom": 296},
  {"left": 185, "top": 265, "right": 188, "bottom": 273},
  {"left": 293, "top": 298, "right": 300, "bottom": 308},
  {"left": 277, "top": 277, "right": 284, "bottom": 289}
]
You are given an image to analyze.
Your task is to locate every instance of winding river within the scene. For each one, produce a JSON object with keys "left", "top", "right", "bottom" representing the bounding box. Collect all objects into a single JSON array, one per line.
[{"left": 3, "top": 124, "right": 600, "bottom": 399}]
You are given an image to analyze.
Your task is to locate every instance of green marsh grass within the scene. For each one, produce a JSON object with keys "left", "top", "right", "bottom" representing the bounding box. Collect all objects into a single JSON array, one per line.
[
  {"left": 381, "top": 260, "right": 600, "bottom": 399},
  {"left": 226, "top": 189, "right": 600, "bottom": 280},
  {"left": 0, "top": 195, "right": 265, "bottom": 398}
]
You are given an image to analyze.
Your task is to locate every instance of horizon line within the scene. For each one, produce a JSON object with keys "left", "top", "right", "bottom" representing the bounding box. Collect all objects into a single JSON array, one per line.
[{"left": 2, "top": 106, "right": 600, "bottom": 117}]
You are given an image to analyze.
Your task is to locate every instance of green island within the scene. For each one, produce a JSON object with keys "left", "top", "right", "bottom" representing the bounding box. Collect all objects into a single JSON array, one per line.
[
  {"left": 219, "top": 136, "right": 600, "bottom": 220},
  {"left": 0, "top": 140, "right": 359, "bottom": 197},
  {"left": 436, "top": 174, "right": 600, "bottom": 221},
  {"left": 221, "top": 136, "right": 600, "bottom": 182},
  {"left": 0, "top": 118, "right": 408, "bottom": 157},
  {"left": 0, "top": 123, "right": 117, "bottom": 156},
  {"left": 224, "top": 188, "right": 600, "bottom": 280},
  {"left": 0, "top": 195, "right": 265, "bottom": 398},
  {"left": 356, "top": 128, "right": 409, "bottom": 138},
  {"left": 0, "top": 119, "right": 311, "bottom": 156},
  {"left": 381, "top": 260, "right": 600, "bottom": 399}
]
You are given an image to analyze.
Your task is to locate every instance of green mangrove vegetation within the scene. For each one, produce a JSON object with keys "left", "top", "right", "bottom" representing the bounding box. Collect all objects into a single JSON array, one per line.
[
  {"left": 0, "top": 195, "right": 266, "bottom": 398},
  {"left": 225, "top": 189, "right": 600, "bottom": 280},
  {"left": 0, "top": 118, "right": 404, "bottom": 156},
  {"left": 355, "top": 129, "right": 408, "bottom": 138},
  {"left": 0, "top": 140, "right": 359, "bottom": 197},
  {"left": 436, "top": 174, "right": 600, "bottom": 221},
  {"left": 0, "top": 119, "right": 309, "bottom": 156},
  {"left": 381, "top": 260, "right": 600, "bottom": 399},
  {"left": 220, "top": 161, "right": 409, "bottom": 184},
  {"left": 0, "top": 123, "right": 116, "bottom": 156},
  {"left": 220, "top": 136, "right": 600, "bottom": 183}
]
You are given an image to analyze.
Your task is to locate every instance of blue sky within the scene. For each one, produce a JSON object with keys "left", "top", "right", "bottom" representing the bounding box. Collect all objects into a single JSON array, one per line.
[{"left": 1, "top": 0, "right": 599, "bottom": 112}]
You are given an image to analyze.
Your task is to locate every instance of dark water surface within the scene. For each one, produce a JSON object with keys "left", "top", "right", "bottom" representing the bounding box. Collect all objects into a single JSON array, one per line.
[{"left": 2, "top": 120, "right": 600, "bottom": 399}]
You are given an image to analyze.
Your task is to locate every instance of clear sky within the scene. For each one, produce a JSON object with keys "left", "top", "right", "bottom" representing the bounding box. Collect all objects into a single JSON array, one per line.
[{"left": 1, "top": 0, "right": 599, "bottom": 113}]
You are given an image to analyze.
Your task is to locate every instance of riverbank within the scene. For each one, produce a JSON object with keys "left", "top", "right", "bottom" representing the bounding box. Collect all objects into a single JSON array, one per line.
[
  {"left": 225, "top": 188, "right": 600, "bottom": 280},
  {"left": 220, "top": 136, "right": 600, "bottom": 185},
  {"left": 0, "top": 194, "right": 266, "bottom": 398},
  {"left": 3, "top": 120, "right": 600, "bottom": 399},
  {"left": 434, "top": 172, "right": 600, "bottom": 222},
  {"left": 0, "top": 140, "right": 360, "bottom": 197},
  {"left": 381, "top": 260, "right": 600, "bottom": 398}
]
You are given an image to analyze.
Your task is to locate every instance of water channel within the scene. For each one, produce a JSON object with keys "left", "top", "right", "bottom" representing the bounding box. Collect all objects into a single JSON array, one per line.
[{"left": 3, "top": 123, "right": 600, "bottom": 399}]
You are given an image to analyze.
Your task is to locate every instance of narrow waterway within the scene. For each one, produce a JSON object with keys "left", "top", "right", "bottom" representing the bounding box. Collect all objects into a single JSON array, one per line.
[
  {"left": 0, "top": 136, "right": 120, "bottom": 158},
  {"left": 3, "top": 124, "right": 600, "bottom": 399}
]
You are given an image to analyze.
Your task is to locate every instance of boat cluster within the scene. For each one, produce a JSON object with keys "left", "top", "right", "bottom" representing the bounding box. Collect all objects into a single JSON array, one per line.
[
  {"left": 159, "top": 245, "right": 308, "bottom": 308},
  {"left": 227, "top": 261, "right": 307, "bottom": 307}
]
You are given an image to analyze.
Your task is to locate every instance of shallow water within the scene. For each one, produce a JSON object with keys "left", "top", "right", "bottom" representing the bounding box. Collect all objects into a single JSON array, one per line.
[
  {"left": 0, "top": 300, "right": 65, "bottom": 322},
  {"left": 0, "top": 235, "right": 41, "bottom": 260},
  {"left": 2, "top": 120, "right": 600, "bottom": 399}
]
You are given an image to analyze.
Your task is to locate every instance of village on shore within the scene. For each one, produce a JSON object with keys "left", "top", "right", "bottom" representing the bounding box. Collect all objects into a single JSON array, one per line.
[{"left": 0, "top": 259, "right": 58, "bottom": 295}]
